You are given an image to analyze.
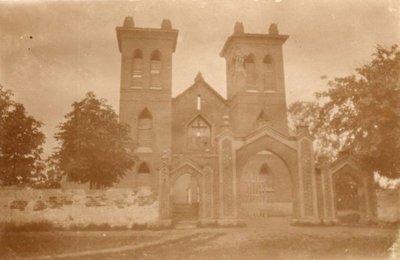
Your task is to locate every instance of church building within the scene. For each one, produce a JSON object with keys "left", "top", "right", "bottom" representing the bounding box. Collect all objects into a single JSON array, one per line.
[{"left": 115, "top": 17, "right": 376, "bottom": 225}]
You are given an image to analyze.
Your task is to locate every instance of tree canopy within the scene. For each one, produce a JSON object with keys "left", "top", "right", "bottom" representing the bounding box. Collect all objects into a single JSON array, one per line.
[
  {"left": 289, "top": 44, "right": 400, "bottom": 179},
  {"left": 55, "top": 92, "right": 135, "bottom": 189},
  {"left": 0, "top": 85, "right": 45, "bottom": 186}
]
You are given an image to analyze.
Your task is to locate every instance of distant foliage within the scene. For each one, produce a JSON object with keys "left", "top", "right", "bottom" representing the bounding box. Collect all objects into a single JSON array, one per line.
[
  {"left": 55, "top": 92, "right": 135, "bottom": 188},
  {"left": 289, "top": 44, "right": 400, "bottom": 179},
  {"left": 0, "top": 85, "right": 45, "bottom": 186}
]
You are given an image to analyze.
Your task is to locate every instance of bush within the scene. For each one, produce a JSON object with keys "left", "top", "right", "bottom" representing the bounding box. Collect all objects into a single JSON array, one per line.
[
  {"left": 69, "top": 223, "right": 128, "bottom": 231},
  {"left": 1, "top": 221, "right": 59, "bottom": 232}
]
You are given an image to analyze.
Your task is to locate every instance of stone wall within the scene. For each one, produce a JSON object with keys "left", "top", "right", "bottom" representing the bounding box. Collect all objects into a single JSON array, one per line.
[
  {"left": 376, "top": 188, "right": 400, "bottom": 223},
  {"left": 0, "top": 187, "right": 158, "bottom": 228}
]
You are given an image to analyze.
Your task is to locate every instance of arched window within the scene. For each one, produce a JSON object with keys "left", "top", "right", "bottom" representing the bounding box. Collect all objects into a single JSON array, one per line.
[
  {"left": 138, "top": 162, "right": 150, "bottom": 174},
  {"left": 137, "top": 108, "right": 152, "bottom": 150},
  {"left": 187, "top": 116, "right": 211, "bottom": 151},
  {"left": 150, "top": 50, "right": 161, "bottom": 88},
  {"left": 131, "top": 49, "right": 143, "bottom": 88},
  {"left": 263, "top": 55, "right": 275, "bottom": 91},
  {"left": 244, "top": 54, "right": 257, "bottom": 91},
  {"left": 259, "top": 163, "right": 273, "bottom": 190},
  {"left": 256, "top": 110, "right": 269, "bottom": 127}
]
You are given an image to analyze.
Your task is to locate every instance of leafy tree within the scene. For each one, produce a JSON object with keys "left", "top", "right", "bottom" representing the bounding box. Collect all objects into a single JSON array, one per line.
[
  {"left": 0, "top": 85, "right": 45, "bottom": 186},
  {"left": 29, "top": 155, "right": 62, "bottom": 189},
  {"left": 289, "top": 44, "right": 400, "bottom": 179},
  {"left": 55, "top": 92, "right": 135, "bottom": 189}
]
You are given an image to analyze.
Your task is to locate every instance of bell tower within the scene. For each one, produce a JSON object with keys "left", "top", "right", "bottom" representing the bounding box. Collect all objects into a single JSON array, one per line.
[
  {"left": 116, "top": 17, "right": 178, "bottom": 188},
  {"left": 220, "top": 22, "right": 289, "bottom": 136}
]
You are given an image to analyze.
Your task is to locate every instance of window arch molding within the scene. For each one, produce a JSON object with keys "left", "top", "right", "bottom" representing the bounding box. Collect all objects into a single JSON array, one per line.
[
  {"left": 137, "top": 162, "right": 151, "bottom": 174},
  {"left": 263, "top": 54, "right": 273, "bottom": 64},
  {"left": 133, "top": 49, "right": 143, "bottom": 59},
  {"left": 150, "top": 50, "right": 161, "bottom": 61}
]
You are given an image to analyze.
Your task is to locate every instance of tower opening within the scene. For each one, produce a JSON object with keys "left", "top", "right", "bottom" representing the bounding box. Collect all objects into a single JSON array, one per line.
[
  {"left": 263, "top": 55, "right": 275, "bottom": 91},
  {"left": 150, "top": 50, "right": 162, "bottom": 88},
  {"left": 131, "top": 49, "right": 144, "bottom": 88},
  {"left": 244, "top": 54, "right": 256, "bottom": 91}
]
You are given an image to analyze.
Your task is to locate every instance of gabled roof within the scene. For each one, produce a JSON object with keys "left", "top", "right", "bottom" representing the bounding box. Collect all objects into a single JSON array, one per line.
[
  {"left": 173, "top": 72, "right": 228, "bottom": 106},
  {"left": 241, "top": 124, "right": 297, "bottom": 150},
  {"left": 329, "top": 156, "right": 364, "bottom": 176}
]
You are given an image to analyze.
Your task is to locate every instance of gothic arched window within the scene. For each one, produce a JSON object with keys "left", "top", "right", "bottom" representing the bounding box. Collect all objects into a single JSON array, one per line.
[
  {"left": 244, "top": 54, "right": 257, "bottom": 91},
  {"left": 187, "top": 116, "right": 211, "bottom": 152},
  {"left": 263, "top": 55, "right": 275, "bottom": 91},
  {"left": 137, "top": 108, "right": 152, "bottom": 150},
  {"left": 131, "top": 49, "right": 144, "bottom": 88},
  {"left": 150, "top": 50, "right": 162, "bottom": 88},
  {"left": 138, "top": 162, "right": 150, "bottom": 174},
  {"left": 256, "top": 110, "right": 269, "bottom": 127},
  {"left": 259, "top": 163, "right": 273, "bottom": 190}
]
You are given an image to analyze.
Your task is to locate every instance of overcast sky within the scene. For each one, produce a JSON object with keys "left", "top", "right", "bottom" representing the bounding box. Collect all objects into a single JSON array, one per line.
[{"left": 0, "top": 0, "right": 399, "bottom": 156}]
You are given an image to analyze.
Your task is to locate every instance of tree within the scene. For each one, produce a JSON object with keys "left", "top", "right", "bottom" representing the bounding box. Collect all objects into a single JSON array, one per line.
[
  {"left": 55, "top": 92, "right": 135, "bottom": 189},
  {"left": 29, "top": 155, "right": 62, "bottom": 189},
  {"left": 0, "top": 85, "right": 45, "bottom": 186},
  {"left": 289, "top": 44, "right": 400, "bottom": 179}
]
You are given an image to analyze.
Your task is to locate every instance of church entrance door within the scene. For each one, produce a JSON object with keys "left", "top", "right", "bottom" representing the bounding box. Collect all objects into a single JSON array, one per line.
[
  {"left": 239, "top": 150, "right": 293, "bottom": 218},
  {"left": 172, "top": 173, "right": 200, "bottom": 220}
]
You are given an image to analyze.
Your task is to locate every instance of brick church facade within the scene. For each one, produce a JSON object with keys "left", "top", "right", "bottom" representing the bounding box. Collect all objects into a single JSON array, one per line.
[{"left": 115, "top": 17, "right": 376, "bottom": 225}]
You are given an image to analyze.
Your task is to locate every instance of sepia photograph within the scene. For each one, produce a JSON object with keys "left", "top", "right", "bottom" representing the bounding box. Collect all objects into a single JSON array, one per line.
[{"left": 0, "top": 0, "right": 399, "bottom": 259}]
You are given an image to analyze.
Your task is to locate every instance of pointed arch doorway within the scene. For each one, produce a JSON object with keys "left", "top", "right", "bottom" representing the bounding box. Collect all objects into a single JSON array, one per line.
[
  {"left": 170, "top": 164, "right": 204, "bottom": 220},
  {"left": 239, "top": 150, "right": 293, "bottom": 217}
]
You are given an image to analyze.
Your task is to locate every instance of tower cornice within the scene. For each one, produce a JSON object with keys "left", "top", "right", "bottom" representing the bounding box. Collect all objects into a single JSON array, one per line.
[
  {"left": 220, "top": 33, "right": 288, "bottom": 57},
  {"left": 116, "top": 26, "right": 179, "bottom": 53}
]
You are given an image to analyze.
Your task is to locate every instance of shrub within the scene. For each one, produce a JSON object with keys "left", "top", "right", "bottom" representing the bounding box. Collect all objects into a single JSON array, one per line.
[{"left": 1, "top": 221, "right": 59, "bottom": 232}]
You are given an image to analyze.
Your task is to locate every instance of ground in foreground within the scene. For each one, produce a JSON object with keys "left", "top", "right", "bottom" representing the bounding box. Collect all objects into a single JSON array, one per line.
[{"left": 1, "top": 218, "right": 398, "bottom": 259}]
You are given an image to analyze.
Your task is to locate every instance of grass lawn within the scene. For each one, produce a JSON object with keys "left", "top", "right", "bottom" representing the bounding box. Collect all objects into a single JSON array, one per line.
[
  {"left": 0, "top": 218, "right": 398, "bottom": 259},
  {"left": 0, "top": 231, "right": 166, "bottom": 258}
]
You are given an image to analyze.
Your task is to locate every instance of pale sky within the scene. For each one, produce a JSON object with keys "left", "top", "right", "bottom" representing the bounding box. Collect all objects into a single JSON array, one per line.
[{"left": 0, "top": 0, "right": 399, "bottom": 156}]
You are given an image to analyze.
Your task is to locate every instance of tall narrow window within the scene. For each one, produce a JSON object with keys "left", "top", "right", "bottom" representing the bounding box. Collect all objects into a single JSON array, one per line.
[
  {"left": 137, "top": 108, "right": 152, "bottom": 150},
  {"left": 150, "top": 50, "right": 161, "bottom": 88},
  {"left": 131, "top": 49, "right": 143, "bottom": 88},
  {"left": 187, "top": 116, "right": 211, "bottom": 151},
  {"left": 244, "top": 54, "right": 257, "bottom": 91},
  {"left": 138, "top": 162, "right": 150, "bottom": 174},
  {"left": 263, "top": 55, "right": 275, "bottom": 91},
  {"left": 260, "top": 163, "right": 273, "bottom": 190},
  {"left": 196, "top": 95, "right": 201, "bottom": 111}
]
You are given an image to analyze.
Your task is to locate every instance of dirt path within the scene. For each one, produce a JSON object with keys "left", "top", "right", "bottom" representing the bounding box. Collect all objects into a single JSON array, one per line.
[{"left": 78, "top": 218, "right": 399, "bottom": 260}]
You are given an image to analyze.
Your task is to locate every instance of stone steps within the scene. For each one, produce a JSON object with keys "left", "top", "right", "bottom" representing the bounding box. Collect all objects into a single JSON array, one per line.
[
  {"left": 173, "top": 203, "right": 199, "bottom": 219},
  {"left": 174, "top": 220, "right": 198, "bottom": 229}
]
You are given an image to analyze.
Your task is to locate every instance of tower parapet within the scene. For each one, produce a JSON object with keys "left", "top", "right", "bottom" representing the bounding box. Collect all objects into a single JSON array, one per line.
[{"left": 220, "top": 22, "right": 289, "bottom": 136}]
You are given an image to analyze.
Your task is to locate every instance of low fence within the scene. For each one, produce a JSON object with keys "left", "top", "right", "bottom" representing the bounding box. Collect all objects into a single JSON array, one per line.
[{"left": 0, "top": 187, "right": 159, "bottom": 228}]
